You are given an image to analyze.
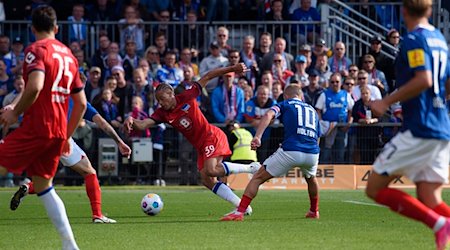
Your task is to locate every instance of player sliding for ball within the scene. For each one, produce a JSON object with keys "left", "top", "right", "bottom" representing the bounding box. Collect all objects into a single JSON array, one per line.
[{"left": 124, "top": 63, "right": 260, "bottom": 215}]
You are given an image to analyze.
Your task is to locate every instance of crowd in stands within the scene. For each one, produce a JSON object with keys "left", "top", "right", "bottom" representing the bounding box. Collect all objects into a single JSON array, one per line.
[{"left": 0, "top": 0, "right": 406, "bottom": 185}]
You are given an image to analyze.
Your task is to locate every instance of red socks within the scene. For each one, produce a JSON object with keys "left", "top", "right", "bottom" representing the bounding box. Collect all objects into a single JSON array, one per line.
[
  {"left": 237, "top": 195, "right": 253, "bottom": 213},
  {"left": 309, "top": 194, "right": 319, "bottom": 212},
  {"left": 27, "top": 182, "right": 36, "bottom": 194},
  {"left": 85, "top": 173, "right": 102, "bottom": 218},
  {"left": 375, "top": 187, "right": 440, "bottom": 229},
  {"left": 433, "top": 202, "right": 450, "bottom": 217}
]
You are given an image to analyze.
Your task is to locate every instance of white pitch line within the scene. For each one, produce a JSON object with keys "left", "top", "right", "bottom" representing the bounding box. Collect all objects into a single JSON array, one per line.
[{"left": 343, "top": 200, "right": 387, "bottom": 208}]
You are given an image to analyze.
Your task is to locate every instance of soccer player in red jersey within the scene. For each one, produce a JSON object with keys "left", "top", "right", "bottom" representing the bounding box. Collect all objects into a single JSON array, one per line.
[
  {"left": 0, "top": 6, "right": 86, "bottom": 250},
  {"left": 125, "top": 63, "right": 261, "bottom": 214}
]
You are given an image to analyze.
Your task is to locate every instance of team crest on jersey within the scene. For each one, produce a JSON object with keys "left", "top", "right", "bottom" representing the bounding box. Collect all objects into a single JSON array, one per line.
[
  {"left": 181, "top": 104, "right": 190, "bottom": 112},
  {"left": 25, "top": 52, "right": 36, "bottom": 64},
  {"left": 246, "top": 106, "right": 253, "bottom": 113},
  {"left": 407, "top": 49, "right": 425, "bottom": 68}
]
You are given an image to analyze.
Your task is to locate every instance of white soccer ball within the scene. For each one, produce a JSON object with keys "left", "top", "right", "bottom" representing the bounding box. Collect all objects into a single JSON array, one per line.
[{"left": 141, "top": 193, "right": 164, "bottom": 216}]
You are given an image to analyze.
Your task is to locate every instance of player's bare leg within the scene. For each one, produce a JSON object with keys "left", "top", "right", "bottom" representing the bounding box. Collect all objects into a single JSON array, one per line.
[
  {"left": 33, "top": 175, "right": 79, "bottom": 250},
  {"left": 366, "top": 172, "right": 450, "bottom": 250},
  {"left": 305, "top": 176, "right": 320, "bottom": 219},
  {"left": 221, "top": 166, "right": 272, "bottom": 221},
  {"left": 70, "top": 157, "right": 116, "bottom": 223}
]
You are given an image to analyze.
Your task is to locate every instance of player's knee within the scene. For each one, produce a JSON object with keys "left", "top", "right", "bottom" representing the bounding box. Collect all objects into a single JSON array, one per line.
[{"left": 365, "top": 186, "right": 377, "bottom": 200}]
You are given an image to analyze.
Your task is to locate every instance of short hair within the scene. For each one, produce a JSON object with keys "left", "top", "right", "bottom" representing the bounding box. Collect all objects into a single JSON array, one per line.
[
  {"left": 260, "top": 32, "right": 272, "bottom": 40},
  {"left": 403, "top": 0, "right": 432, "bottom": 18},
  {"left": 284, "top": 84, "right": 303, "bottom": 99},
  {"left": 32, "top": 6, "right": 57, "bottom": 33}
]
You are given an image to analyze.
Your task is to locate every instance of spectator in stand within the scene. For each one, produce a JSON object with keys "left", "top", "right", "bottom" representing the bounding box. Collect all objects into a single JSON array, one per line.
[
  {"left": 291, "top": 0, "right": 321, "bottom": 44},
  {"left": 122, "top": 39, "right": 140, "bottom": 82},
  {"left": 292, "top": 55, "right": 309, "bottom": 87},
  {"left": 137, "top": 58, "right": 154, "bottom": 85},
  {"left": 103, "top": 51, "right": 122, "bottom": 84},
  {"left": 272, "top": 80, "right": 284, "bottom": 103},
  {"left": 118, "top": 5, "right": 145, "bottom": 54},
  {"left": 128, "top": 0, "right": 151, "bottom": 20},
  {"left": 67, "top": 4, "right": 88, "bottom": 48},
  {"left": 73, "top": 49, "right": 89, "bottom": 77},
  {"left": 152, "top": 10, "right": 176, "bottom": 48},
  {"left": 211, "top": 72, "right": 245, "bottom": 123},
  {"left": 348, "top": 64, "right": 359, "bottom": 80},
  {"left": 260, "top": 70, "right": 274, "bottom": 98},
  {"left": 144, "top": 46, "right": 162, "bottom": 79},
  {"left": 206, "top": 0, "right": 229, "bottom": 21},
  {"left": 271, "top": 53, "right": 294, "bottom": 88},
  {"left": 145, "top": 0, "right": 174, "bottom": 21},
  {"left": 2, "top": 74, "right": 24, "bottom": 109},
  {"left": 342, "top": 76, "right": 358, "bottom": 163},
  {"left": 352, "top": 85, "right": 381, "bottom": 164},
  {"left": 314, "top": 52, "right": 332, "bottom": 88},
  {"left": 244, "top": 85, "right": 276, "bottom": 161},
  {"left": 237, "top": 76, "right": 249, "bottom": 89},
  {"left": 0, "top": 59, "right": 13, "bottom": 106},
  {"left": 243, "top": 84, "right": 254, "bottom": 102},
  {"left": 353, "top": 70, "right": 382, "bottom": 101},
  {"left": 240, "top": 35, "right": 260, "bottom": 89},
  {"left": 254, "top": 32, "right": 272, "bottom": 70},
  {"left": 3, "top": 37, "right": 24, "bottom": 77},
  {"left": 108, "top": 42, "right": 121, "bottom": 55},
  {"left": 85, "top": 67, "right": 102, "bottom": 103},
  {"left": 89, "top": 0, "right": 119, "bottom": 36},
  {"left": 178, "top": 47, "right": 199, "bottom": 77},
  {"left": 261, "top": 37, "right": 294, "bottom": 73},
  {"left": 97, "top": 88, "right": 122, "bottom": 129},
  {"left": 298, "top": 44, "right": 313, "bottom": 70},
  {"left": 112, "top": 65, "right": 133, "bottom": 119},
  {"left": 311, "top": 38, "right": 328, "bottom": 71},
  {"left": 342, "top": 76, "right": 358, "bottom": 102},
  {"left": 216, "top": 26, "right": 232, "bottom": 58},
  {"left": 154, "top": 32, "right": 171, "bottom": 64},
  {"left": 385, "top": 29, "right": 400, "bottom": 93},
  {"left": 173, "top": 0, "right": 201, "bottom": 21},
  {"left": 228, "top": 49, "right": 244, "bottom": 83},
  {"left": 361, "top": 54, "right": 388, "bottom": 95},
  {"left": 156, "top": 51, "right": 184, "bottom": 88},
  {"left": 0, "top": 35, "right": 10, "bottom": 58},
  {"left": 181, "top": 10, "right": 204, "bottom": 56},
  {"left": 360, "top": 35, "right": 392, "bottom": 85},
  {"left": 199, "top": 41, "right": 229, "bottom": 94},
  {"left": 315, "top": 72, "right": 354, "bottom": 163},
  {"left": 132, "top": 67, "right": 153, "bottom": 112},
  {"left": 328, "top": 41, "right": 352, "bottom": 74},
  {"left": 128, "top": 95, "right": 151, "bottom": 138},
  {"left": 91, "top": 34, "right": 110, "bottom": 72},
  {"left": 302, "top": 68, "right": 323, "bottom": 107},
  {"left": 265, "top": 0, "right": 289, "bottom": 40}
]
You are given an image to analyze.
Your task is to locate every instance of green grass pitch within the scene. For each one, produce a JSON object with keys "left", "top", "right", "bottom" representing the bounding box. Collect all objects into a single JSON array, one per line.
[{"left": 0, "top": 186, "right": 444, "bottom": 250}]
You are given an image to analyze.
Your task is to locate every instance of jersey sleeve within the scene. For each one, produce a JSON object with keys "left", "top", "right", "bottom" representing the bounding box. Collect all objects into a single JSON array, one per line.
[
  {"left": 83, "top": 102, "right": 99, "bottom": 121},
  {"left": 71, "top": 68, "right": 84, "bottom": 94},
  {"left": 176, "top": 81, "right": 201, "bottom": 103},
  {"left": 23, "top": 45, "right": 46, "bottom": 76},
  {"left": 149, "top": 108, "right": 166, "bottom": 124},
  {"left": 403, "top": 34, "right": 431, "bottom": 73},
  {"left": 271, "top": 102, "right": 282, "bottom": 118}
]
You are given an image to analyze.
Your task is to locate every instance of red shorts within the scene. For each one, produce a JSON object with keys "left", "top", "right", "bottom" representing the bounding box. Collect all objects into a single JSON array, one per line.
[
  {"left": 196, "top": 126, "right": 231, "bottom": 171},
  {"left": 0, "top": 129, "right": 64, "bottom": 179}
]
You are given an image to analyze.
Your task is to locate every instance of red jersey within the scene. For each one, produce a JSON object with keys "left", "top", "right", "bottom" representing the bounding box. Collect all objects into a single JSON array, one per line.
[
  {"left": 151, "top": 82, "right": 217, "bottom": 150},
  {"left": 21, "top": 38, "right": 83, "bottom": 139}
]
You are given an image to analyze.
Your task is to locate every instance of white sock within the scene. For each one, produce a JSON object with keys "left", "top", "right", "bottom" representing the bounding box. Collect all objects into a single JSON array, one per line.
[
  {"left": 212, "top": 182, "right": 241, "bottom": 207},
  {"left": 222, "top": 161, "right": 253, "bottom": 175},
  {"left": 434, "top": 216, "right": 447, "bottom": 232},
  {"left": 38, "top": 187, "right": 79, "bottom": 250}
]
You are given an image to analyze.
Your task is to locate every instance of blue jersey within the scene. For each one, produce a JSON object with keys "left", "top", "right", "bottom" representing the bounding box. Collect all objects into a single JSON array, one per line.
[
  {"left": 272, "top": 98, "right": 320, "bottom": 154},
  {"left": 68, "top": 98, "right": 99, "bottom": 122},
  {"left": 395, "top": 24, "right": 450, "bottom": 140}
]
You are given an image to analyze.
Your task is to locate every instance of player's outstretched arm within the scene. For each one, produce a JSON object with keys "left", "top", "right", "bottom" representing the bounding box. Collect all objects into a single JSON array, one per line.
[
  {"left": 251, "top": 109, "right": 275, "bottom": 150},
  {"left": 197, "top": 63, "right": 248, "bottom": 88},
  {"left": 68, "top": 90, "right": 87, "bottom": 138},
  {"left": 93, "top": 114, "right": 132, "bottom": 158},
  {"left": 124, "top": 116, "right": 156, "bottom": 134}
]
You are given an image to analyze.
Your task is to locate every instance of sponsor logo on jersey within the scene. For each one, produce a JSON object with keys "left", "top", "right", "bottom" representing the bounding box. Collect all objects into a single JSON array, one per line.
[{"left": 407, "top": 49, "right": 425, "bottom": 68}]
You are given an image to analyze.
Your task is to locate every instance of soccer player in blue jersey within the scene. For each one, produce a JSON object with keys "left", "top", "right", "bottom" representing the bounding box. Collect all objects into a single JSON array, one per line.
[
  {"left": 221, "top": 84, "right": 321, "bottom": 221},
  {"left": 10, "top": 100, "right": 132, "bottom": 223},
  {"left": 366, "top": 1, "right": 450, "bottom": 249}
]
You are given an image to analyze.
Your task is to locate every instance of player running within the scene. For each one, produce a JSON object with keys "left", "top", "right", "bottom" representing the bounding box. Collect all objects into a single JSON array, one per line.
[
  {"left": 10, "top": 100, "right": 132, "bottom": 223},
  {"left": 221, "top": 84, "right": 321, "bottom": 221},
  {"left": 124, "top": 63, "right": 260, "bottom": 215},
  {"left": 366, "top": 1, "right": 450, "bottom": 249},
  {"left": 0, "top": 6, "right": 86, "bottom": 250}
]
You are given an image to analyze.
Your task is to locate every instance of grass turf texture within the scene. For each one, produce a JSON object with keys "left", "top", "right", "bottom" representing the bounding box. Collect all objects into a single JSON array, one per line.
[{"left": 0, "top": 186, "right": 444, "bottom": 250}]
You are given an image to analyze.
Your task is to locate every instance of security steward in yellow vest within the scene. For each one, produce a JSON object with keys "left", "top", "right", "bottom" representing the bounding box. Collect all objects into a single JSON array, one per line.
[{"left": 227, "top": 121, "right": 258, "bottom": 164}]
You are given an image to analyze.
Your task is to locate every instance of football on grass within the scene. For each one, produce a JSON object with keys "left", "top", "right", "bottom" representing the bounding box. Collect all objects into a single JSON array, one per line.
[{"left": 141, "top": 193, "right": 164, "bottom": 216}]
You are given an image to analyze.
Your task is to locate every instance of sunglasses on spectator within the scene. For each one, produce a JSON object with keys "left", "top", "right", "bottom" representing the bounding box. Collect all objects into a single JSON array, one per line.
[
  {"left": 364, "top": 61, "right": 374, "bottom": 64},
  {"left": 218, "top": 34, "right": 226, "bottom": 37},
  {"left": 358, "top": 77, "right": 367, "bottom": 80},
  {"left": 344, "top": 82, "right": 354, "bottom": 86},
  {"left": 330, "top": 80, "right": 340, "bottom": 83},
  {"left": 273, "top": 59, "right": 282, "bottom": 62}
]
